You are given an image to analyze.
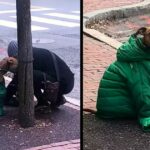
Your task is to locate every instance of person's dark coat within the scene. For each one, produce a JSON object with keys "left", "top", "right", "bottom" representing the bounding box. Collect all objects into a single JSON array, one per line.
[{"left": 6, "top": 47, "right": 74, "bottom": 106}]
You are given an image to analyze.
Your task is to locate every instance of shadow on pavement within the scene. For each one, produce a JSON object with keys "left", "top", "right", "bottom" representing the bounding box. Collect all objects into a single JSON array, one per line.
[
  {"left": 0, "top": 105, "right": 80, "bottom": 150},
  {"left": 83, "top": 114, "right": 150, "bottom": 150}
]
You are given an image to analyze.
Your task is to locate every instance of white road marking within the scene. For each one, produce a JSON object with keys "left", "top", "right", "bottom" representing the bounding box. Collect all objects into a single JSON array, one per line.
[
  {"left": 11, "top": 16, "right": 80, "bottom": 27},
  {"left": 0, "top": 2, "right": 15, "bottom": 6},
  {"left": 71, "top": 11, "right": 80, "bottom": 14},
  {"left": 0, "top": 20, "right": 48, "bottom": 31},
  {"left": 0, "top": 1, "right": 55, "bottom": 10},
  {"left": 0, "top": 10, "right": 16, "bottom": 14},
  {"left": 44, "top": 13, "right": 80, "bottom": 20},
  {"left": 0, "top": 8, "right": 55, "bottom": 14}
]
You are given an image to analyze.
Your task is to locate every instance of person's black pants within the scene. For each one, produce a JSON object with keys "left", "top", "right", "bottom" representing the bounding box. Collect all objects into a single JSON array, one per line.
[{"left": 5, "top": 72, "right": 74, "bottom": 106}]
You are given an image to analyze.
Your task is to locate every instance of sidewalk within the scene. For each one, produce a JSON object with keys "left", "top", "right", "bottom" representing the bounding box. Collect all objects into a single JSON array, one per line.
[
  {"left": 83, "top": 1, "right": 150, "bottom": 150},
  {"left": 83, "top": 0, "right": 148, "bottom": 110},
  {"left": 0, "top": 50, "right": 80, "bottom": 150},
  {"left": 84, "top": 0, "right": 143, "bottom": 13},
  {"left": 83, "top": 35, "right": 115, "bottom": 110}
]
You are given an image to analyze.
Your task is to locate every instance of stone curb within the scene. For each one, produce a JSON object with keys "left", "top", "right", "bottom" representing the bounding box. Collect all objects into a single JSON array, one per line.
[
  {"left": 24, "top": 139, "right": 80, "bottom": 150},
  {"left": 83, "top": 28, "right": 122, "bottom": 49},
  {"left": 83, "top": 0, "right": 150, "bottom": 49},
  {"left": 84, "top": 0, "right": 150, "bottom": 21}
]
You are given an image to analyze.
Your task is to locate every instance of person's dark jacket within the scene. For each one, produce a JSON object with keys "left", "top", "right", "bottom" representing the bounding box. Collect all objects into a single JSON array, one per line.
[
  {"left": 6, "top": 47, "right": 74, "bottom": 102},
  {"left": 32, "top": 47, "right": 74, "bottom": 93}
]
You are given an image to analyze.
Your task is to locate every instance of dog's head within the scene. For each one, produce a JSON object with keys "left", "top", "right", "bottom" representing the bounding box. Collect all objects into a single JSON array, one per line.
[
  {"left": 135, "top": 27, "right": 150, "bottom": 47},
  {"left": 0, "top": 57, "right": 18, "bottom": 74}
]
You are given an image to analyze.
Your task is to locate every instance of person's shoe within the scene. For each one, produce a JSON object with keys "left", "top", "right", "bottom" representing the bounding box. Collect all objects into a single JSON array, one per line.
[
  {"left": 35, "top": 100, "right": 50, "bottom": 111},
  {"left": 50, "top": 96, "right": 66, "bottom": 109},
  {"left": 4, "top": 97, "right": 19, "bottom": 107}
]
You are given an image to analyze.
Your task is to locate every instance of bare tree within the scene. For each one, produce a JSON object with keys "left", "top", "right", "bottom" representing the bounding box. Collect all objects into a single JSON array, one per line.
[{"left": 16, "top": 0, "right": 35, "bottom": 127}]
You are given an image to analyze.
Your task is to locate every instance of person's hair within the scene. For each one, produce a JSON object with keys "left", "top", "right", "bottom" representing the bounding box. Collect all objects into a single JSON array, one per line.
[{"left": 7, "top": 41, "right": 18, "bottom": 57}]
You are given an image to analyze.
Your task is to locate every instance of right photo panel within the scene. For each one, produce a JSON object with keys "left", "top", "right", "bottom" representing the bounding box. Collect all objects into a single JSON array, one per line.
[{"left": 83, "top": 0, "right": 150, "bottom": 149}]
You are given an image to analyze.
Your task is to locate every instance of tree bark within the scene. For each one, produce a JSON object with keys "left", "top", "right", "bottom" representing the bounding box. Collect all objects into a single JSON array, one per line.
[{"left": 16, "top": 0, "right": 35, "bottom": 127}]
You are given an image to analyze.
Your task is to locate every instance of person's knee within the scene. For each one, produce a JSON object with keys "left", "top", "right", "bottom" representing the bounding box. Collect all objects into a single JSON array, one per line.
[{"left": 63, "top": 75, "right": 74, "bottom": 94}]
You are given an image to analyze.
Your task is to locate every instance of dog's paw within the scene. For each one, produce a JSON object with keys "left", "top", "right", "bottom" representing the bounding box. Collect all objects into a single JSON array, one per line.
[{"left": 140, "top": 117, "right": 150, "bottom": 132}]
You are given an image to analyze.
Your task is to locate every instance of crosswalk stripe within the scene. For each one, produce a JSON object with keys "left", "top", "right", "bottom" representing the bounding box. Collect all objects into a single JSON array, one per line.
[
  {"left": 44, "top": 13, "right": 80, "bottom": 20},
  {"left": 11, "top": 16, "right": 80, "bottom": 27},
  {"left": 71, "top": 11, "right": 80, "bottom": 14},
  {"left": 0, "top": 1, "right": 55, "bottom": 10},
  {"left": 0, "top": 2, "right": 15, "bottom": 6},
  {"left": 30, "top": 16, "right": 80, "bottom": 27},
  {"left": 0, "top": 20, "right": 48, "bottom": 31},
  {"left": 0, "top": 10, "right": 16, "bottom": 14},
  {"left": 0, "top": 8, "right": 55, "bottom": 14}
]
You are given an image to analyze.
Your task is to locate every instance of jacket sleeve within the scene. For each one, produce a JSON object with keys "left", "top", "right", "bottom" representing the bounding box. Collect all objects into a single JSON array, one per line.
[{"left": 128, "top": 64, "right": 150, "bottom": 131}]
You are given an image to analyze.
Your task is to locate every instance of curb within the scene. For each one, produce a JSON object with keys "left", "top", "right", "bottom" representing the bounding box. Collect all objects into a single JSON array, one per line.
[
  {"left": 84, "top": 0, "right": 150, "bottom": 21},
  {"left": 83, "top": 28, "right": 122, "bottom": 49},
  {"left": 65, "top": 96, "right": 80, "bottom": 107},
  {"left": 24, "top": 139, "right": 80, "bottom": 150}
]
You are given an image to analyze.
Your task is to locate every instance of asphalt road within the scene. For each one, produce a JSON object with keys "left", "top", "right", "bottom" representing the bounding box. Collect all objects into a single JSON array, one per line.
[{"left": 0, "top": 0, "right": 80, "bottom": 100}]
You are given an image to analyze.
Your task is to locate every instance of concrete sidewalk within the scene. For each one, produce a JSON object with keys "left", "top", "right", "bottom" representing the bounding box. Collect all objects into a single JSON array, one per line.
[
  {"left": 0, "top": 77, "right": 80, "bottom": 150},
  {"left": 0, "top": 54, "right": 80, "bottom": 150},
  {"left": 83, "top": 0, "right": 150, "bottom": 150}
]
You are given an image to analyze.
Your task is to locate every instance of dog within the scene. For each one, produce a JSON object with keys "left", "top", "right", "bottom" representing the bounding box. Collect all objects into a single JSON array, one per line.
[
  {"left": 0, "top": 57, "right": 18, "bottom": 74},
  {"left": 0, "top": 57, "right": 17, "bottom": 115},
  {"left": 0, "top": 57, "right": 18, "bottom": 87},
  {"left": 84, "top": 26, "right": 150, "bottom": 114},
  {"left": 134, "top": 27, "right": 150, "bottom": 47}
]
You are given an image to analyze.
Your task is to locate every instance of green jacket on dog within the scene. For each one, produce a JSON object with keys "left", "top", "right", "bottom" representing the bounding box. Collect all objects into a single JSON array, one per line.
[{"left": 96, "top": 34, "right": 150, "bottom": 131}]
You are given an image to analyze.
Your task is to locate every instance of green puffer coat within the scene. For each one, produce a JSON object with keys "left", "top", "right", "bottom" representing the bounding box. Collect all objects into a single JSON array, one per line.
[
  {"left": 96, "top": 34, "right": 150, "bottom": 131},
  {"left": 0, "top": 82, "right": 6, "bottom": 116}
]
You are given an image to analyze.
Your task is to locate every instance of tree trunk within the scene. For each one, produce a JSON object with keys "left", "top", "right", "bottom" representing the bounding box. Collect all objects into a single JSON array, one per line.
[{"left": 16, "top": 0, "right": 35, "bottom": 127}]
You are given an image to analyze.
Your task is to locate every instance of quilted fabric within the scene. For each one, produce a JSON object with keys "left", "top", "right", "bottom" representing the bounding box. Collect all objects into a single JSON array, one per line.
[{"left": 96, "top": 35, "right": 150, "bottom": 131}]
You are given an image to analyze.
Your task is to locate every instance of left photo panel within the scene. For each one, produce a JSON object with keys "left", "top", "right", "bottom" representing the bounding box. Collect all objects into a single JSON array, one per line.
[{"left": 0, "top": 0, "right": 80, "bottom": 149}]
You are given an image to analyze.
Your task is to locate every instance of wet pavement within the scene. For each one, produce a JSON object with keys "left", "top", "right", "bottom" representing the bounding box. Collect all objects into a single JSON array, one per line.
[
  {"left": 83, "top": 115, "right": 150, "bottom": 150},
  {"left": 83, "top": 1, "right": 150, "bottom": 150},
  {"left": 0, "top": 104, "right": 80, "bottom": 150}
]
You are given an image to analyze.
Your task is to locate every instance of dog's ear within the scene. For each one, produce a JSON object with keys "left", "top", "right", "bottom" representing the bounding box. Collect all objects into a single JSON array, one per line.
[
  {"left": 7, "top": 57, "right": 16, "bottom": 64},
  {"left": 135, "top": 27, "right": 147, "bottom": 36}
]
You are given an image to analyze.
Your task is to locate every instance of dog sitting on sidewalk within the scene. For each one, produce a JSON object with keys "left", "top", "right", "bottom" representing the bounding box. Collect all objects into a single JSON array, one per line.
[
  {"left": 84, "top": 27, "right": 150, "bottom": 114},
  {"left": 0, "top": 57, "right": 17, "bottom": 115},
  {"left": 84, "top": 27, "right": 150, "bottom": 131}
]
